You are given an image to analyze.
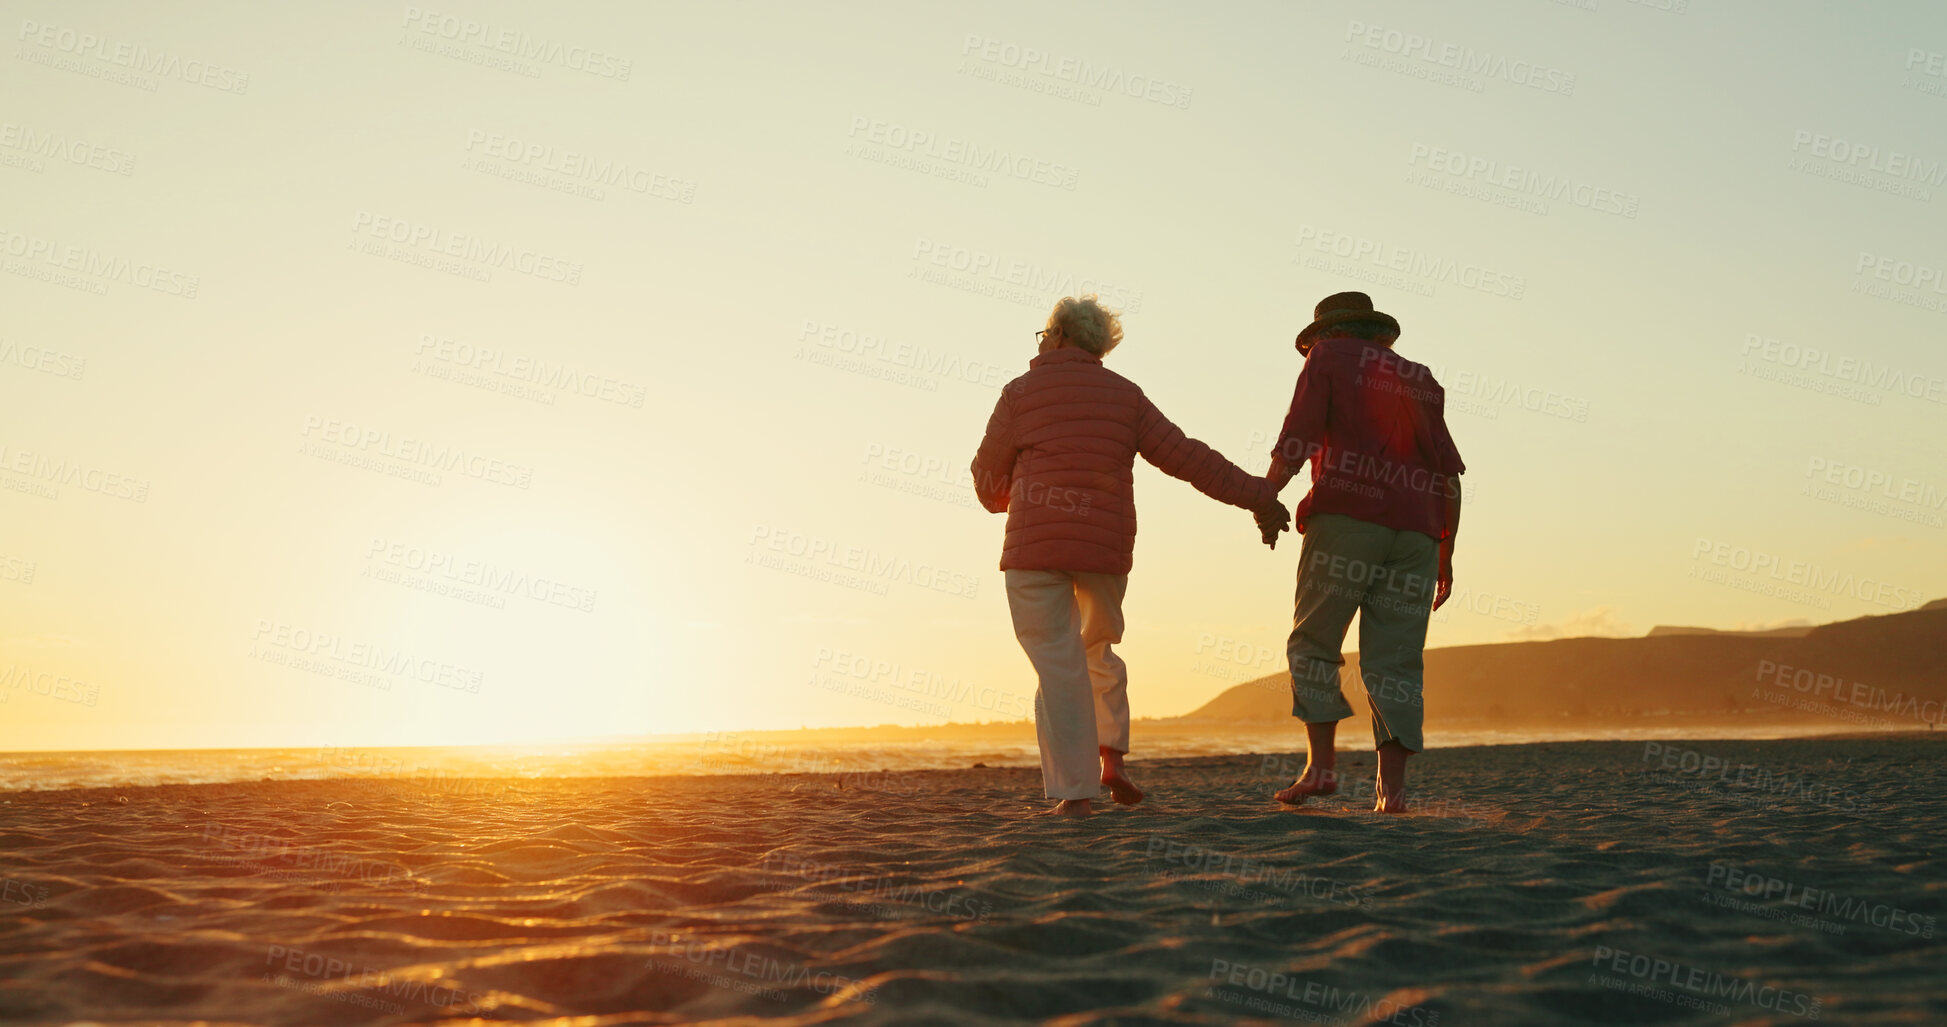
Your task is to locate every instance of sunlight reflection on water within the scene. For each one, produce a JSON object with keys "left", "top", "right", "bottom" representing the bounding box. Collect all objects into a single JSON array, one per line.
[{"left": 0, "top": 722, "right": 1865, "bottom": 792}]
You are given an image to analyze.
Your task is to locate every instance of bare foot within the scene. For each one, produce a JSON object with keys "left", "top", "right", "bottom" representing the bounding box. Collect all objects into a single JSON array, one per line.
[
  {"left": 1276, "top": 722, "right": 1342, "bottom": 805},
  {"left": 1274, "top": 765, "right": 1338, "bottom": 804},
  {"left": 1099, "top": 746, "right": 1144, "bottom": 805},
  {"left": 1373, "top": 740, "right": 1412, "bottom": 813},
  {"left": 1098, "top": 752, "right": 1137, "bottom": 806},
  {"left": 1102, "top": 771, "right": 1144, "bottom": 805},
  {"left": 1045, "top": 799, "right": 1093, "bottom": 818}
]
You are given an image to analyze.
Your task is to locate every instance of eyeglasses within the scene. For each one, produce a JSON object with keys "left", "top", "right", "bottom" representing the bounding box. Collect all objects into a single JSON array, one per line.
[{"left": 1035, "top": 329, "right": 1049, "bottom": 341}]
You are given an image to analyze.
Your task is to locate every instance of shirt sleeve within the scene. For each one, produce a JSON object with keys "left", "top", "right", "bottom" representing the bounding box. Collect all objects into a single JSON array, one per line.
[
  {"left": 1423, "top": 386, "right": 1465, "bottom": 476},
  {"left": 1273, "top": 348, "right": 1333, "bottom": 470},
  {"left": 969, "top": 388, "right": 1018, "bottom": 513},
  {"left": 1135, "top": 393, "right": 1273, "bottom": 510}
]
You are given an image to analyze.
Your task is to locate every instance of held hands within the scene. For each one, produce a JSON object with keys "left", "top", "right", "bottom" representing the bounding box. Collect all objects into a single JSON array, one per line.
[{"left": 1254, "top": 500, "right": 1291, "bottom": 549}]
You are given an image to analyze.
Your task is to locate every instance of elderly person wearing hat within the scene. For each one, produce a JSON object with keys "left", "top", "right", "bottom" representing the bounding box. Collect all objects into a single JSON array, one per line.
[
  {"left": 1257, "top": 292, "right": 1466, "bottom": 813},
  {"left": 972, "top": 295, "right": 1290, "bottom": 818}
]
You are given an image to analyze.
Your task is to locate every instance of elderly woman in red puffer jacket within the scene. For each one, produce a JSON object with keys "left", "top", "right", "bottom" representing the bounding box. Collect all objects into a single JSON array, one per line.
[{"left": 972, "top": 295, "right": 1288, "bottom": 818}]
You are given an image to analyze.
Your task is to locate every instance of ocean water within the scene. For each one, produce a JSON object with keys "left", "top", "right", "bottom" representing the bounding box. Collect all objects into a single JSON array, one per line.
[{"left": 0, "top": 723, "right": 1864, "bottom": 792}]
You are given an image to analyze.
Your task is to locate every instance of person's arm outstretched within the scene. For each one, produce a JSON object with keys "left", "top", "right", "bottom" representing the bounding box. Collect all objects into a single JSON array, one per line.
[
  {"left": 1135, "top": 394, "right": 1285, "bottom": 527},
  {"left": 970, "top": 389, "right": 1019, "bottom": 514}
]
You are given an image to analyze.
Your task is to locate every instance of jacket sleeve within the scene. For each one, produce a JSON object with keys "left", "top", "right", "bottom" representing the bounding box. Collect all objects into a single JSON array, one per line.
[
  {"left": 1422, "top": 386, "right": 1466, "bottom": 477},
  {"left": 1273, "top": 349, "right": 1332, "bottom": 471},
  {"left": 1135, "top": 393, "right": 1273, "bottom": 510},
  {"left": 970, "top": 388, "right": 1018, "bottom": 513}
]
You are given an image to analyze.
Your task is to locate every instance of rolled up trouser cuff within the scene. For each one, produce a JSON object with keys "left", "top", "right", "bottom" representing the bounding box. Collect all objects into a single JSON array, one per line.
[
  {"left": 1362, "top": 662, "right": 1426, "bottom": 751},
  {"left": 1370, "top": 719, "right": 1423, "bottom": 753},
  {"left": 1289, "top": 659, "right": 1356, "bottom": 722},
  {"left": 1286, "top": 513, "right": 1433, "bottom": 751}
]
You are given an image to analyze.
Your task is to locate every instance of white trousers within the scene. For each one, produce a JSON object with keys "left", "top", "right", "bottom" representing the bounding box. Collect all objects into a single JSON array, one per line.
[{"left": 1004, "top": 568, "right": 1130, "bottom": 800}]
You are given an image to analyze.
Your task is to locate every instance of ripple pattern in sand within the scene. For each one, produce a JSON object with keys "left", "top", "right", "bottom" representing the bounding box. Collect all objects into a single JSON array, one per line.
[{"left": 1, "top": 740, "right": 1942, "bottom": 1025}]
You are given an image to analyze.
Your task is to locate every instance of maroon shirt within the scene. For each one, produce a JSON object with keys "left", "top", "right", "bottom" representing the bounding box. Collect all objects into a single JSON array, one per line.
[{"left": 1272, "top": 337, "right": 1465, "bottom": 540}]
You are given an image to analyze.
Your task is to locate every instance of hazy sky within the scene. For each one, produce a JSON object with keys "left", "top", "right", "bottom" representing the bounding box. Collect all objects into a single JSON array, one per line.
[{"left": 4, "top": 0, "right": 1944, "bottom": 751}]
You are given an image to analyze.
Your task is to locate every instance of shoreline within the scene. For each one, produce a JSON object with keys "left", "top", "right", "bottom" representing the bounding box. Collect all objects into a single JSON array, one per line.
[{"left": 5, "top": 731, "right": 1941, "bottom": 797}]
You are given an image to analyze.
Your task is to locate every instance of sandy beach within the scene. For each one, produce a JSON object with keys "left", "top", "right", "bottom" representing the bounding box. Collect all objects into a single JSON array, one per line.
[{"left": 2, "top": 736, "right": 1941, "bottom": 1025}]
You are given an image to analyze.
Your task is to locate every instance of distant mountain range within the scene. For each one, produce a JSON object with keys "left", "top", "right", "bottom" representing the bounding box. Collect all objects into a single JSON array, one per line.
[
  {"left": 1644, "top": 624, "right": 1814, "bottom": 638},
  {"left": 1174, "top": 603, "right": 1947, "bottom": 731}
]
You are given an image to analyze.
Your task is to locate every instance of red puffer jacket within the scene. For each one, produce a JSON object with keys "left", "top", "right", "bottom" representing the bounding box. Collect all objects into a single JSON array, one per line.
[{"left": 971, "top": 347, "right": 1274, "bottom": 574}]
